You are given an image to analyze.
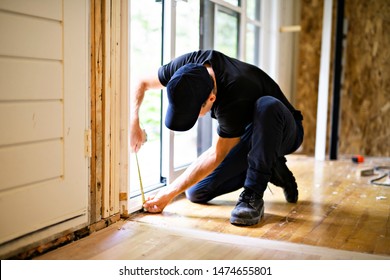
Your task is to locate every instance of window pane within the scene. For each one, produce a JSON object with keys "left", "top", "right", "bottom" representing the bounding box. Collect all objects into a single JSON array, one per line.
[
  {"left": 246, "top": 23, "right": 261, "bottom": 66},
  {"left": 215, "top": 7, "right": 238, "bottom": 58},
  {"left": 174, "top": 0, "right": 200, "bottom": 168},
  {"left": 130, "top": 0, "right": 163, "bottom": 196},
  {"left": 224, "top": 0, "right": 240, "bottom": 6},
  {"left": 176, "top": 0, "right": 200, "bottom": 56},
  {"left": 247, "top": 0, "right": 261, "bottom": 21}
]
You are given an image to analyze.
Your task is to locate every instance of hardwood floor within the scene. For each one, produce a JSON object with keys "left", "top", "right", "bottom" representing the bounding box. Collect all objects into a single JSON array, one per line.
[
  {"left": 35, "top": 155, "right": 390, "bottom": 260},
  {"left": 34, "top": 220, "right": 387, "bottom": 260}
]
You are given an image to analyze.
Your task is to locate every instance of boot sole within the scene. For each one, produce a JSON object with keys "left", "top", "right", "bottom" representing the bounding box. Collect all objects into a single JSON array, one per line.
[{"left": 230, "top": 207, "right": 264, "bottom": 226}]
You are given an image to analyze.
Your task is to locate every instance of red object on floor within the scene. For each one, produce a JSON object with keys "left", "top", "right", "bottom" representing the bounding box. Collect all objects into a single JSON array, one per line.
[{"left": 352, "top": 155, "right": 364, "bottom": 163}]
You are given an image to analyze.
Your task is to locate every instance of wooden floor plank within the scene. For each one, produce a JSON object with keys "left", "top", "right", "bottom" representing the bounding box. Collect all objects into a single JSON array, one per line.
[
  {"left": 35, "top": 220, "right": 389, "bottom": 260},
  {"left": 35, "top": 155, "right": 390, "bottom": 260},
  {"left": 131, "top": 155, "right": 390, "bottom": 256}
]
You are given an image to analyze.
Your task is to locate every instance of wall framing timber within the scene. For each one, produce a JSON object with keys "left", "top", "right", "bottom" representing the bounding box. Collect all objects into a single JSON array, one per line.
[{"left": 90, "top": 0, "right": 129, "bottom": 224}]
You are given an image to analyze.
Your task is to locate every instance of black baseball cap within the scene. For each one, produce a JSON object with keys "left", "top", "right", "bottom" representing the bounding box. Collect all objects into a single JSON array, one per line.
[{"left": 165, "top": 63, "right": 214, "bottom": 131}]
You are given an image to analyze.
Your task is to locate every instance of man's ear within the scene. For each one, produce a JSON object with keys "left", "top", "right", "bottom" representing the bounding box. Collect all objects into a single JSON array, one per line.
[{"left": 209, "top": 93, "right": 216, "bottom": 103}]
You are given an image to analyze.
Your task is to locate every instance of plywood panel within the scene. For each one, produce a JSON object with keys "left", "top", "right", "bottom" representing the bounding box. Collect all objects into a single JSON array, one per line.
[
  {"left": 295, "top": 0, "right": 325, "bottom": 155},
  {"left": 0, "top": 101, "right": 62, "bottom": 146},
  {"left": 0, "top": 11, "right": 62, "bottom": 60},
  {"left": 340, "top": 0, "right": 390, "bottom": 157},
  {"left": 0, "top": 0, "right": 62, "bottom": 20},
  {"left": 0, "top": 140, "right": 63, "bottom": 191},
  {"left": 0, "top": 57, "right": 62, "bottom": 100},
  {"left": 296, "top": 0, "right": 389, "bottom": 157}
]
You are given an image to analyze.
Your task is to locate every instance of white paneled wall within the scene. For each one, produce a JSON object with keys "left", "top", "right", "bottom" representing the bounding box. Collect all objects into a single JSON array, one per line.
[{"left": 0, "top": 0, "right": 88, "bottom": 253}]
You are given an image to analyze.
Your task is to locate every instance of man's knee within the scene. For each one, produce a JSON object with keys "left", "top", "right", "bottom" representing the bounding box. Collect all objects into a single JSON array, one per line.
[
  {"left": 256, "top": 96, "right": 282, "bottom": 112},
  {"left": 255, "top": 96, "right": 285, "bottom": 121},
  {"left": 185, "top": 188, "right": 211, "bottom": 204}
]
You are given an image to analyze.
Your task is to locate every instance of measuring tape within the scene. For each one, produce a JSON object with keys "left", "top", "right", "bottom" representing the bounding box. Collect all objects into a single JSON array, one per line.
[
  {"left": 135, "top": 152, "right": 145, "bottom": 204},
  {"left": 135, "top": 129, "right": 147, "bottom": 206}
]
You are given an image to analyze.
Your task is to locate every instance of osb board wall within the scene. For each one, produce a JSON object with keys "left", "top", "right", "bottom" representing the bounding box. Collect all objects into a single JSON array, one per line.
[
  {"left": 295, "top": 0, "right": 324, "bottom": 155},
  {"left": 296, "top": 0, "right": 390, "bottom": 157},
  {"left": 340, "top": 0, "right": 390, "bottom": 156}
]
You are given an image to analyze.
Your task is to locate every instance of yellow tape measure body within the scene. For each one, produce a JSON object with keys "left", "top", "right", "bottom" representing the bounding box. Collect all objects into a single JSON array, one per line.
[{"left": 135, "top": 152, "right": 145, "bottom": 204}]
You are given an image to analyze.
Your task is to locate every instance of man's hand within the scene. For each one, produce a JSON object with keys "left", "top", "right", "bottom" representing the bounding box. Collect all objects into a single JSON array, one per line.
[
  {"left": 130, "top": 123, "right": 147, "bottom": 153},
  {"left": 143, "top": 188, "right": 176, "bottom": 213}
]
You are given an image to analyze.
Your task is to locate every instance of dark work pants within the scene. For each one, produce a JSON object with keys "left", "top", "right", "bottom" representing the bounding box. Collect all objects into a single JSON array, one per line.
[{"left": 185, "top": 96, "right": 304, "bottom": 203}]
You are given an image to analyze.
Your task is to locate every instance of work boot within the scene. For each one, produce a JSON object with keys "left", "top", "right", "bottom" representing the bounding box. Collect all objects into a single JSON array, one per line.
[
  {"left": 230, "top": 188, "right": 264, "bottom": 226},
  {"left": 270, "top": 156, "right": 298, "bottom": 203}
]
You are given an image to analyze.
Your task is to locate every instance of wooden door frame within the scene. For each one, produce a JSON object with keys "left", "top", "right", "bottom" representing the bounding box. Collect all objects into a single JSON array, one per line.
[{"left": 90, "top": 0, "right": 128, "bottom": 224}]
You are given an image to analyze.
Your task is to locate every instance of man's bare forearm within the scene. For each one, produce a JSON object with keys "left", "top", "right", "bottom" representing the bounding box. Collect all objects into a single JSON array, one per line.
[
  {"left": 170, "top": 136, "right": 240, "bottom": 196},
  {"left": 170, "top": 147, "right": 222, "bottom": 195},
  {"left": 130, "top": 75, "right": 163, "bottom": 152}
]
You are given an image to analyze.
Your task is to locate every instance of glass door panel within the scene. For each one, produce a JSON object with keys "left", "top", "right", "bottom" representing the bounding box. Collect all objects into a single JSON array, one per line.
[
  {"left": 246, "top": 0, "right": 261, "bottom": 66},
  {"left": 246, "top": 0, "right": 261, "bottom": 21},
  {"left": 173, "top": 0, "right": 200, "bottom": 170},
  {"left": 212, "top": 3, "right": 240, "bottom": 140},
  {"left": 224, "top": 0, "right": 240, "bottom": 6},
  {"left": 246, "top": 23, "right": 260, "bottom": 66},
  {"left": 129, "top": 0, "right": 163, "bottom": 201},
  {"left": 215, "top": 6, "right": 239, "bottom": 58}
]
